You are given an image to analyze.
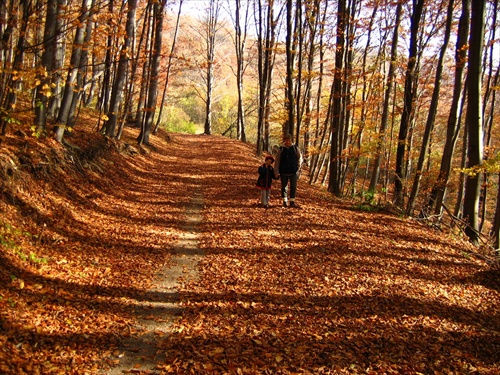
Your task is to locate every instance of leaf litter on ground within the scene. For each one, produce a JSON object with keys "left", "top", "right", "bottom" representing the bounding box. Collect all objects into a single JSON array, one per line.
[{"left": 0, "top": 126, "right": 499, "bottom": 375}]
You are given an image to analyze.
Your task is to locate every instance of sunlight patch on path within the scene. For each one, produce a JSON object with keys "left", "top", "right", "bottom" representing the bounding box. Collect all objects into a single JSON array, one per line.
[{"left": 104, "top": 187, "right": 204, "bottom": 375}]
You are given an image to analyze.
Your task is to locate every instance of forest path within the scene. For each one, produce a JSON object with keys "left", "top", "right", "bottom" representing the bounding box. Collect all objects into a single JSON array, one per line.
[
  {"left": 105, "top": 186, "right": 204, "bottom": 375},
  {"left": 101, "top": 132, "right": 499, "bottom": 374},
  {"left": 102, "top": 134, "right": 212, "bottom": 374},
  {"left": 4, "top": 130, "right": 496, "bottom": 375}
]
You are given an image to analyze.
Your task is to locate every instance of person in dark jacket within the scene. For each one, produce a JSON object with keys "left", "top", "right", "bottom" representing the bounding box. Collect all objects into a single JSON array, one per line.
[
  {"left": 274, "top": 134, "right": 303, "bottom": 208},
  {"left": 256, "top": 155, "right": 278, "bottom": 208}
]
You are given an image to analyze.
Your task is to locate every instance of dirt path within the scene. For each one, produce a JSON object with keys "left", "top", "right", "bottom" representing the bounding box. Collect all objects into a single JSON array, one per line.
[
  {"left": 1, "top": 132, "right": 498, "bottom": 375},
  {"left": 105, "top": 186, "right": 204, "bottom": 375},
  {"left": 101, "top": 135, "right": 209, "bottom": 374},
  {"left": 103, "top": 133, "right": 499, "bottom": 375}
]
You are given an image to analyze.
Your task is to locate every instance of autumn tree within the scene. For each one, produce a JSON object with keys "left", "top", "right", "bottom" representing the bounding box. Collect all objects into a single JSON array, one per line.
[
  {"left": 463, "top": 0, "right": 486, "bottom": 245},
  {"left": 34, "top": 0, "right": 61, "bottom": 134},
  {"left": 427, "top": 0, "right": 470, "bottom": 217},
  {"left": 254, "top": 0, "right": 280, "bottom": 155},
  {"left": 104, "top": 0, "right": 137, "bottom": 138},
  {"left": 138, "top": 0, "right": 166, "bottom": 145},
  {"left": 368, "top": 1, "right": 403, "bottom": 195},
  {"left": 0, "top": 0, "right": 33, "bottom": 135},
  {"left": 154, "top": 0, "right": 185, "bottom": 134},
  {"left": 328, "top": 0, "right": 349, "bottom": 196},
  {"left": 284, "top": 0, "right": 297, "bottom": 138},
  {"left": 407, "top": 0, "right": 455, "bottom": 215},
  {"left": 55, "top": 0, "right": 93, "bottom": 143},
  {"left": 228, "top": 0, "right": 250, "bottom": 142},
  {"left": 394, "top": 0, "right": 424, "bottom": 208},
  {"left": 202, "top": 0, "right": 223, "bottom": 135}
]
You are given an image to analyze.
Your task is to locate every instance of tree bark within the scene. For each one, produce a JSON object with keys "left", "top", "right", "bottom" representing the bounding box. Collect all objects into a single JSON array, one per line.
[
  {"left": 284, "top": 0, "right": 296, "bottom": 138},
  {"left": 327, "top": 0, "right": 346, "bottom": 196},
  {"left": 34, "top": 0, "right": 60, "bottom": 134},
  {"left": 203, "top": 0, "right": 221, "bottom": 136},
  {"left": 138, "top": 0, "right": 165, "bottom": 145},
  {"left": 428, "top": 0, "right": 470, "bottom": 216},
  {"left": 55, "top": 0, "right": 91, "bottom": 143},
  {"left": 492, "top": 173, "right": 500, "bottom": 249},
  {"left": 104, "top": 0, "right": 137, "bottom": 138},
  {"left": 394, "top": 0, "right": 424, "bottom": 208},
  {"left": 154, "top": 0, "right": 184, "bottom": 135},
  {"left": 368, "top": 2, "right": 402, "bottom": 194},
  {"left": 232, "top": 0, "right": 249, "bottom": 142},
  {"left": 407, "top": 0, "right": 454, "bottom": 215},
  {"left": 463, "top": 0, "right": 486, "bottom": 245}
]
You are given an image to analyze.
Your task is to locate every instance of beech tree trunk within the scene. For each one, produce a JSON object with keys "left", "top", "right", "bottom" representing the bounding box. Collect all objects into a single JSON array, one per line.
[
  {"left": 407, "top": 0, "right": 454, "bottom": 215},
  {"left": 55, "top": 0, "right": 91, "bottom": 143},
  {"left": 203, "top": 0, "right": 222, "bottom": 136},
  {"left": 255, "top": 0, "right": 277, "bottom": 155},
  {"left": 394, "top": 0, "right": 424, "bottom": 208},
  {"left": 368, "top": 2, "right": 402, "bottom": 194},
  {"left": 104, "top": 0, "right": 137, "bottom": 138},
  {"left": 154, "top": 0, "right": 184, "bottom": 135},
  {"left": 284, "top": 0, "right": 296, "bottom": 138},
  {"left": 138, "top": 0, "right": 165, "bottom": 145},
  {"left": 232, "top": 0, "right": 249, "bottom": 142},
  {"left": 463, "top": 0, "right": 486, "bottom": 245},
  {"left": 34, "top": 0, "right": 60, "bottom": 133},
  {"left": 327, "top": 0, "right": 346, "bottom": 196},
  {"left": 428, "top": 0, "right": 470, "bottom": 216}
]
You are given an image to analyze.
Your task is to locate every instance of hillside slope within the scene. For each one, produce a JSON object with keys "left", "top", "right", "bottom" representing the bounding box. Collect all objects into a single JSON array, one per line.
[{"left": 0, "top": 126, "right": 499, "bottom": 374}]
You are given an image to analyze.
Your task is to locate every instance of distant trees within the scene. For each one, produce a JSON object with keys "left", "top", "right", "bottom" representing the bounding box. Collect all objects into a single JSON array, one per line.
[{"left": 0, "top": 0, "right": 499, "bottom": 248}]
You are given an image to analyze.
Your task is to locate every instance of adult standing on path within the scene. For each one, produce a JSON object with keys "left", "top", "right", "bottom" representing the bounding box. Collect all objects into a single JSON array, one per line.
[{"left": 274, "top": 134, "right": 303, "bottom": 208}]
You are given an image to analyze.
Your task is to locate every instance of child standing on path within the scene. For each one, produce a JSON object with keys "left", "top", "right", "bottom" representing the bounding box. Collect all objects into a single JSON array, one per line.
[{"left": 256, "top": 155, "right": 278, "bottom": 208}]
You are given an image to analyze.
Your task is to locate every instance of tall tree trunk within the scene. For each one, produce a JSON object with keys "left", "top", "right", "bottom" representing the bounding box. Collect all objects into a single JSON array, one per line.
[
  {"left": 154, "top": 0, "right": 184, "bottom": 135},
  {"left": 428, "top": 0, "right": 470, "bottom": 216},
  {"left": 0, "top": 0, "right": 31, "bottom": 135},
  {"left": 55, "top": 0, "right": 91, "bottom": 143},
  {"left": 97, "top": 0, "right": 115, "bottom": 126},
  {"left": 463, "top": 0, "right": 486, "bottom": 245},
  {"left": 328, "top": 0, "right": 346, "bottom": 196},
  {"left": 491, "top": 173, "right": 500, "bottom": 250},
  {"left": 138, "top": 0, "right": 165, "bottom": 145},
  {"left": 104, "top": 0, "right": 137, "bottom": 138},
  {"left": 70, "top": 0, "right": 95, "bottom": 124},
  {"left": 407, "top": 0, "right": 454, "bottom": 215},
  {"left": 454, "top": 115, "right": 468, "bottom": 218},
  {"left": 394, "top": 0, "right": 424, "bottom": 208},
  {"left": 34, "top": 0, "right": 60, "bottom": 134},
  {"left": 128, "top": 1, "right": 153, "bottom": 128},
  {"left": 309, "top": 0, "right": 328, "bottom": 184},
  {"left": 203, "top": 0, "right": 221, "bottom": 136},
  {"left": 284, "top": 0, "right": 296, "bottom": 137},
  {"left": 300, "top": 0, "right": 322, "bottom": 166},
  {"left": 232, "top": 0, "right": 249, "bottom": 142},
  {"left": 348, "top": 1, "right": 378, "bottom": 197},
  {"left": 368, "top": 1, "right": 402, "bottom": 194},
  {"left": 255, "top": 0, "right": 277, "bottom": 155},
  {"left": 47, "top": 0, "right": 67, "bottom": 121},
  {"left": 478, "top": 0, "right": 499, "bottom": 233}
]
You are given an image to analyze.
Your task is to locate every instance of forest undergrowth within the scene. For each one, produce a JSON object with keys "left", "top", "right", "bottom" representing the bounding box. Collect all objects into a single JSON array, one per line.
[{"left": 0, "top": 122, "right": 499, "bottom": 374}]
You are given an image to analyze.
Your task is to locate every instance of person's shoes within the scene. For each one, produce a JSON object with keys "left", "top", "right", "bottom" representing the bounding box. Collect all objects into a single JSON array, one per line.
[
  {"left": 290, "top": 201, "right": 296, "bottom": 208},
  {"left": 282, "top": 201, "right": 287, "bottom": 208}
]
